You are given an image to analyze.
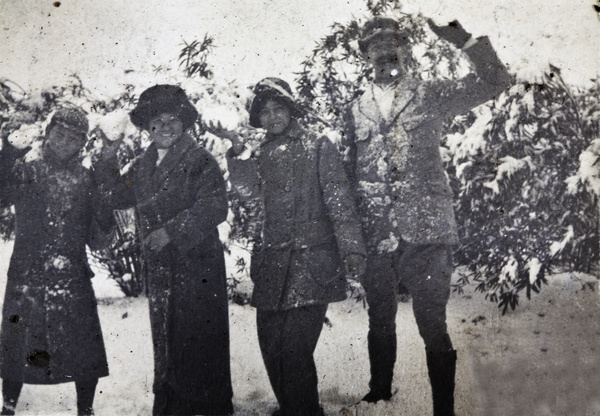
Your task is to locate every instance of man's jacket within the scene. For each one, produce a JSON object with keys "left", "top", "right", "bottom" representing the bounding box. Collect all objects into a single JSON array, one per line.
[{"left": 344, "top": 36, "right": 511, "bottom": 253}]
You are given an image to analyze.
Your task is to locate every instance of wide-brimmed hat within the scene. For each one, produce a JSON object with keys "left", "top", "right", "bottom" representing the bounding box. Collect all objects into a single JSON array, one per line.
[
  {"left": 358, "top": 17, "right": 409, "bottom": 54},
  {"left": 248, "top": 78, "right": 304, "bottom": 128},
  {"left": 46, "top": 107, "right": 89, "bottom": 136},
  {"left": 129, "top": 84, "right": 198, "bottom": 131}
]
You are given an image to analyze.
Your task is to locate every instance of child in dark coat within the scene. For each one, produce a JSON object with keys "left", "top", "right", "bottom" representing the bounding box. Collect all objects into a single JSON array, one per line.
[{"left": 0, "top": 108, "right": 112, "bottom": 415}]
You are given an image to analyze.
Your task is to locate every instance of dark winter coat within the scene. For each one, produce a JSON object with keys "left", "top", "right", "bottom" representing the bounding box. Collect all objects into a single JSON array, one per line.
[
  {"left": 344, "top": 36, "right": 511, "bottom": 252},
  {"left": 227, "top": 120, "right": 366, "bottom": 311},
  {"left": 0, "top": 145, "right": 110, "bottom": 384},
  {"left": 113, "top": 133, "right": 233, "bottom": 408}
]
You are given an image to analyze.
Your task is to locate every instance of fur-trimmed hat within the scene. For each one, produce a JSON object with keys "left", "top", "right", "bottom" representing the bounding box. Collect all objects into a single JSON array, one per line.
[
  {"left": 46, "top": 107, "right": 89, "bottom": 136},
  {"left": 248, "top": 78, "right": 304, "bottom": 128},
  {"left": 129, "top": 84, "right": 198, "bottom": 131},
  {"left": 358, "top": 17, "right": 409, "bottom": 54}
]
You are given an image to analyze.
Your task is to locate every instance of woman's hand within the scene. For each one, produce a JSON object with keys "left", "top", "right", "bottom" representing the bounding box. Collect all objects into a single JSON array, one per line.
[
  {"left": 205, "top": 121, "right": 245, "bottom": 156},
  {"left": 143, "top": 227, "right": 171, "bottom": 253}
]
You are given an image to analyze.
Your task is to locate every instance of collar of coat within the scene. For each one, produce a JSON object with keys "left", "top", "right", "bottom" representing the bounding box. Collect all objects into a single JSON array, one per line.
[
  {"left": 262, "top": 118, "right": 305, "bottom": 145},
  {"left": 356, "top": 77, "right": 419, "bottom": 128},
  {"left": 147, "top": 132, "right": 197, "bottom": 176}
]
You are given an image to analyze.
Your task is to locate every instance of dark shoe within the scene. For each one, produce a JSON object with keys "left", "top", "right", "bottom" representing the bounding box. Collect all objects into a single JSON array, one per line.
[
  {"left": 361, "top": 389, "right": 392, "bottom": 403},
  {"left": 77, "top": 406, "right": 94, "bottom": 416},
  {"left": 1, "top": 406, "right": 15, "bottom": 416},
  {"left": 426, "top": 349, "right": 457, "bottom": 416}
]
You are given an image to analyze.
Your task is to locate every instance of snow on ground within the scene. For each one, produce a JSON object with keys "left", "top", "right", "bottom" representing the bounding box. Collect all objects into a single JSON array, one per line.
[{"left": 0, "top": 238, "right": 599, "bottom": 415}]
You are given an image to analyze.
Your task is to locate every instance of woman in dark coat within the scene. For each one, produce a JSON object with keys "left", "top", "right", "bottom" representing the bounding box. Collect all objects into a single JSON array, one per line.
[
  {"left": 0, "top": 108, "right": 111, "bottom": 415},
  {"left": 122, "top": 85, "right": 233, "bottom": 415},
  {"left": 221, "top": 78, "right": 366, "bottom": 416}
]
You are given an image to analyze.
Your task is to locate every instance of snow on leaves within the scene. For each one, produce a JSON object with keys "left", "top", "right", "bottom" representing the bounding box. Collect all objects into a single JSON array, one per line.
[{"left": 444, "top": 70, "right": 598, "bottom": 313}]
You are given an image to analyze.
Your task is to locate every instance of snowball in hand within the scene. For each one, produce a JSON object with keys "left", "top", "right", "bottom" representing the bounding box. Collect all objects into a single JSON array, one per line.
[
  {"left": 88, "top": 109, "right": 138, "bottom": 142},
  {"left": 7, "top": 123, "right": 42, "bottom": 149}
]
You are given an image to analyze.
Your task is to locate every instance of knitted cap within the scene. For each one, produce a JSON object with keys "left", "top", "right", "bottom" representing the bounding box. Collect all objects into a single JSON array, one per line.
[
  {"left": 129, "top": 84, "right": 198, "bottom": 131},
  {"left": 358, "top": 17, "right": 409, "bottom": 54},
  {"left": 248, "top": 78, "right": 303, "bottom": 128},
  {"left": 47, "top": 108, "right": 89, "bottom": 135}
]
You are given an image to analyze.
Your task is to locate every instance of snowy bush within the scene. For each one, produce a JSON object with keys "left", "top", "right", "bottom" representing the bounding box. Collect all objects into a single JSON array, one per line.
[{"left": 443, "top": 69, "right": 598, "bottom": 312}]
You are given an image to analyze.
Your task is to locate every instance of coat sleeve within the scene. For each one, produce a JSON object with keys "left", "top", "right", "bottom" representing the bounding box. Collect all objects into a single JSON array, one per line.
[
  {"left": 92, "top": 153, "right": 138, "bottom": 211},
  {"left": 158, "top": 149, "right": 228, "bottom": 244},
  {"left": 0, "top": 145, "right": 31, "bottom": 209},
  {"left": 426, "top": 35, "right": 511, "bottom": 119},
  {"left": 0, "top": 147, "right": 17, "bottom": 209},
  {"left": 316, "top": 136, "right": 366, "bottom": 259}
]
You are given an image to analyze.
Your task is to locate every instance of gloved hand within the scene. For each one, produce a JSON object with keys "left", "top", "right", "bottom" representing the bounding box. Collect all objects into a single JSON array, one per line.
[
  {"left": 344, "top": 254, "right": 367, "bottom": 303},
  {"left": 344, "top": 253, "right": 366, "bottom": 279},
  {"left": 427, "top": 19, "right": 472, "bottom": 49}
]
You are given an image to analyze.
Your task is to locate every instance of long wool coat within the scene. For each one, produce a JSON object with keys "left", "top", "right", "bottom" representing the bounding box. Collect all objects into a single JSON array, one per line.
[
  {"left": 116, "top": 133, "right": 233, "bottom": 410},
  {"left": 0, "top": 145, "right": 110, "bottom": 384},
  {"left": 344, "top": 36, "right": 511, "bottom": 253},
  {"left": 227, "top": 120, "right": 366, "bottom": 311}
]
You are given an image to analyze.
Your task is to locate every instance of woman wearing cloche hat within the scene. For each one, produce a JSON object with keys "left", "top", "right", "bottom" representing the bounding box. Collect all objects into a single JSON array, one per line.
[
  {"left": 107, "top": 84, "right": 234, "bottom": 415},
  {"left": 212, "top": 77, "right": 367, "bottom": 416}
]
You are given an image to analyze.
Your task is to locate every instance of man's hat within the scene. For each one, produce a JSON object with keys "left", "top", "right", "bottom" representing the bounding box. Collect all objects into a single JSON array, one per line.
[
  {"left": 358, "top": 17, "right": 409, "bottom": 54},
  {"left": 248, "top": 77, "right": 304, "bottom": 128},
  {"left": 46, "top": 108, "right": 89, "bottom": 136},
  {"left": 129, "top": 84, "right": 198, "bottom": 131}
]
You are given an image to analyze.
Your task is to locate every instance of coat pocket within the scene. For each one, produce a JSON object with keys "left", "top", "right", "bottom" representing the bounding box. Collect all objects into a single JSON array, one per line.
[
  {"left": 306, "top": 243, "right": 344, "bottom": 287},
  {"left": 250, "top": 248, "right": 290, "bottom": 284}
]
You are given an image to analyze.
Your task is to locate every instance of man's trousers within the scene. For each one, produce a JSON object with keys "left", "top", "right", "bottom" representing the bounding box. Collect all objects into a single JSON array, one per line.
[{"left": 362, "top": 243, "right": 454, "bottom": 393}]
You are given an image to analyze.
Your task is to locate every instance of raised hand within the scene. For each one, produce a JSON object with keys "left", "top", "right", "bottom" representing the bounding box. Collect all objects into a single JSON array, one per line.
[
  {"left": 205, "top": 121, "right": 245, "bottom": 155},
  {"left": 96, "top": 128, "right": 124, "bottom": 163},
  {"left": 427, "top": 19, "right": 472, "bottom": 49}
]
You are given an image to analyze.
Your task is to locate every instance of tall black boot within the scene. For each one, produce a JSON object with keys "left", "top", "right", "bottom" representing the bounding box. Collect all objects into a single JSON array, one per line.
[
  {"left": 361, "top": 331, "right": 396, "bottom": 403},
  {"left": 426, "top": 349, "right": 457, "bottom": 416}
]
